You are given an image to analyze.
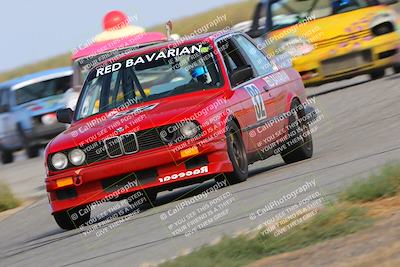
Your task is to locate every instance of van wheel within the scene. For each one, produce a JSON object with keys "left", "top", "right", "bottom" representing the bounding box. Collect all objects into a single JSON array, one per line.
[
  {"left": 26, "top": 146, "right": 39, "bottom": 158},
  {"left": 53, "top": 206, "right": 91, "bottom": 230},
  {"left": 225, "top": 121, "right": 248, "bottom": 184},
  {"left": 369, "top": 70, "right": 385, "bottom": 80},
  {"left": 281, "top": 100, "right": 313, "bottom": 164},
  {"left": 1, "top": 150, "right": 14, "bottom": 164}
]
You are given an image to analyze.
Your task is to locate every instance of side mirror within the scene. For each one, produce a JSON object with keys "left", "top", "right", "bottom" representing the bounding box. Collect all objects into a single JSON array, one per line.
[
  {"left": 247, "top": 29, "right": 266, "bottom": 38},
  {"left": 0, "top": 104, "right": 10, "bottom": 113},
  {"left": 56, "top": 108, "right": 74, "bottom": 124},
  {"left": 231, "top": 65, "right": 254, "bottom": 86}
]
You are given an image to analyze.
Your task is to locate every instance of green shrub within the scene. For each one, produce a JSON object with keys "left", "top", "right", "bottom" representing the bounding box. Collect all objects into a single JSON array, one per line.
[
  {"left": 0, "top": 182, "right": 20, "bottom": 212},
  {"left": 341, "top": 164, "right": 400, "bottom": 202}
]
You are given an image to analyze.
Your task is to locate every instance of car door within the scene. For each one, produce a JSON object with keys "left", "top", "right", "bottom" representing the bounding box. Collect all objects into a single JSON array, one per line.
[
  {"left": 232, "top": 34, "right": 287, "bottom": 149},
  {"left": 216, "top": 35, "right": 272, "bottom": 153}
]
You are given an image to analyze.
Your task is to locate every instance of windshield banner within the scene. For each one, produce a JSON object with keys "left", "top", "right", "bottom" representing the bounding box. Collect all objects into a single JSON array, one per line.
[{"left": 96, "top": 44, "right": 204, "bottom": 77}]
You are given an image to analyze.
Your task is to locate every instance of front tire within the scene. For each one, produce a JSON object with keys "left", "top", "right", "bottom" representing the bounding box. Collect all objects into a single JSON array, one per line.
[
  {"left": 225, "top": 122, "right": 248, "bottom": 184},
  {"left": 369, "top": 69, "right": 385, "bottom": 80},
  {"left": 53, "top": 206, "right": 91, "bottom": 230},
  {"left": 26, "top": 146, "right": 39, "bottom": 158},
  {"left": 1, "top": 150, "right": 14, "bottom": 164},
  {"left": 17, "top": 123, "right": 39, "bottom": 159},
  {"left": 281, "top": 101, "right": 313, "bottom": 164}
]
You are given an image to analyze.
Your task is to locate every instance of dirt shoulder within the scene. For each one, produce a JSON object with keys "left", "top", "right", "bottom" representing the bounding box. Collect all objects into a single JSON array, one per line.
[{"left": 248, "top": 198, "right": 400, "bottom": 267}]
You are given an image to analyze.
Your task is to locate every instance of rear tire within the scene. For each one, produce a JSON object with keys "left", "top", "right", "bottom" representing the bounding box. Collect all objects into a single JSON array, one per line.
[
  {"left": 393, "top": 64, "right": 400, "bottom": 74},
  {"left": 369, "top": 69, "right": 385, "bottom": 80},
  {"left": 225, "top": 121, "right": 248, "bottom": 184},
  {"left": 1, "top": 150, "right": 14, "bottom": 164},
  {"left": 53, "top": 206, "right": 91, "bottom": 230},
  {"left": 281, "top": 100, "right": 313, "bottom": 164}
]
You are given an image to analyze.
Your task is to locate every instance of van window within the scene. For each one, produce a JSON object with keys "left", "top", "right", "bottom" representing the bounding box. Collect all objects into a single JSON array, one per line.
[{"left": 15, "top": 76, "right": 71, "bottom": 105}]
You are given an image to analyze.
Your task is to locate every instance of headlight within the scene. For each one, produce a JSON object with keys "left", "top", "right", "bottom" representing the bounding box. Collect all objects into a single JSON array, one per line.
[
  {"left": 51, "top": 153, "right": 68, "bottom": 170},
  {"left": 160, "top": 125, "right": 178, "bottom": 143},
  {"left": 68, "top": 149, "right": 86, "bottom": 166},
  {"left": 180, "top": 122, "right": 199, "bottom": 139},
  {"left": 41, "top": 113, "right": 58, "bottom": 125},
  {"left": 279, "top": 37, "right": 314, "bottom": 57}
]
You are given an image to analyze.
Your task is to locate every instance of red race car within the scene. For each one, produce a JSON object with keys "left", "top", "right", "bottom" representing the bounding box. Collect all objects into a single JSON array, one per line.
[{"left": 45, "top": 31, "right": 315, "bottom": 229}]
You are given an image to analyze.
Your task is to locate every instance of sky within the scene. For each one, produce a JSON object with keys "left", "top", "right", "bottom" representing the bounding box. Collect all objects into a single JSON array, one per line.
[{"left": 0, "top": 0, "right": 237, "bottom": 72}]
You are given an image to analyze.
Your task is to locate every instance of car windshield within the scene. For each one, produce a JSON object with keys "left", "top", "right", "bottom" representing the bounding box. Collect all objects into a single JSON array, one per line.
[
  {"left": 14, "top": 76, "right": 72, "bottom": 105},
  {"left": 75, "top": 42, "right": 223, "bottom": 120},
  {"left": 271, "top": 0, "right": 377, "bottom": 30}
]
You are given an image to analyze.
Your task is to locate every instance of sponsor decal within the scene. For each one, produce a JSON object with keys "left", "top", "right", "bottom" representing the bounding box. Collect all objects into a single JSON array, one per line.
[
  {"left": 263, "top": 71, "right": 290, "bottom": 88},
  {"left": 244, "top": 84, "right": 267, "bottom": 122},
  {"left": 158, "top": 166, "right": 209, "bottom": 183},
  {"left": 111, "top": 103, "right": 158, "bottom": 119},
  {"left": 96, "top": 44, "right": 203, "bottom": 77}
]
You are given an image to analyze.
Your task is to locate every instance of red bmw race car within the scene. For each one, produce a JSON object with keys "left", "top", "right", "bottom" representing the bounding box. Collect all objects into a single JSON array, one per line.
[{"left": 45, "top": 31, "right": 316, "bottom": 230}]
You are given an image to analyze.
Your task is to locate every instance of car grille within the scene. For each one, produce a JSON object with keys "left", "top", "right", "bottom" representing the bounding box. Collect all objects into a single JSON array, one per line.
[
  {"left": 80, "top": 128, "right": 166, "bottom": 166},
  {"left": 321, "top": 50, "right": 372, "bottom": 76},
  {"left": 48, "top": 123, "right": 198, "bottom": 171},
  {"left": 313, "top": 30, "right": 371, "bottom": 49}
]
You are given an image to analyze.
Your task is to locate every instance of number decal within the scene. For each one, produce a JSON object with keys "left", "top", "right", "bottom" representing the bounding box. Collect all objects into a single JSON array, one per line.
[{"left": 244, "top": 84, "right": 267, "bottom": 122}]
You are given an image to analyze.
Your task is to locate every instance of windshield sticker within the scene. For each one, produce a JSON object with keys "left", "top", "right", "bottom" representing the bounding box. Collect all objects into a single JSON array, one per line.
[{"left": 96, "top": 44, "right": 204, "bottom": 78}]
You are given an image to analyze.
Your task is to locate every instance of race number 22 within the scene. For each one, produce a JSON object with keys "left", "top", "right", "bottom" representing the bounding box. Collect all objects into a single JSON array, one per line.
[{"left": 244, "top": 84, "right": 267, "bottom": 122}]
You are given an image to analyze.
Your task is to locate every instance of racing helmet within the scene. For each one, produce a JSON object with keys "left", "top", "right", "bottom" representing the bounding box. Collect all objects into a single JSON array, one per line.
[
  {"left": 191, "top": 66, "right": 212, "bottom": 84},
  {"left": 332, "top": 0, "right": 354, "bottom": 12}
]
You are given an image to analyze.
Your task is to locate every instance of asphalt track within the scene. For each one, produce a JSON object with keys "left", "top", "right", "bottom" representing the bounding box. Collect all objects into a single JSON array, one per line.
[{"left": 1, "top": 72, "right": 400, "bottom": 267}]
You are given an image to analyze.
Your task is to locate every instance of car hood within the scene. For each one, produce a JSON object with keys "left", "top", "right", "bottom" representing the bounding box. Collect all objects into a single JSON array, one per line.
[
  {"left": 49, "top": 89, "right": 225, "bottom": 152},
  {"left": 269, "top": 6, "right": 396, "bottom": 44}
]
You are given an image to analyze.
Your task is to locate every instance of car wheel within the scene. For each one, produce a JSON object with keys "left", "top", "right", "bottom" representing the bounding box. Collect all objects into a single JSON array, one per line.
[
  {"left": 369, "top": 69, "right": 385, "bottom": 80},
  {"left": 393, "top": 64, "right": 400, "bottom": 74},
  {"left": 26, "top": 146, "right": 39, "bottom": 158},
  {"left": 53, "top": 206, "right": 91, "bottom": 230},
  {"left": 1, "top": 150, "right": 14, "bottom": 164},
  {"left": 225, "top": 121, "right": 248, "bottom": 184},
  {"left": 281, "top": 100, "right": 313, "bottom": 164},
  {"left": 16, "top": 123, "right": 38, "bottom": 158}
]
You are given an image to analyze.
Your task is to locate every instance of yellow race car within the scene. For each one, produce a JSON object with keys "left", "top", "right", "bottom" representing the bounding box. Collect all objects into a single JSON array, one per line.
[{"left": 247, "top": 0, "right": 400, "bottom": 86}]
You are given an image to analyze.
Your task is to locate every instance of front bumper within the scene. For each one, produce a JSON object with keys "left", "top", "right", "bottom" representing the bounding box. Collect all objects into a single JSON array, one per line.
[
  {"left": 293, "top": 32, "right": 400, "bottom": 86},
  {"left": 46, "top": 139, "right": 232, "bottom": 213}
]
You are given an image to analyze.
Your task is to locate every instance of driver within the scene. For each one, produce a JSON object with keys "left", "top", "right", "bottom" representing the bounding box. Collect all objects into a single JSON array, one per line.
[
  {"left": 191, "top": 65, "right": 212, "bottom": 84},
  {"left": 332, "top": 0, "right": 355, "bottom": 13}
]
